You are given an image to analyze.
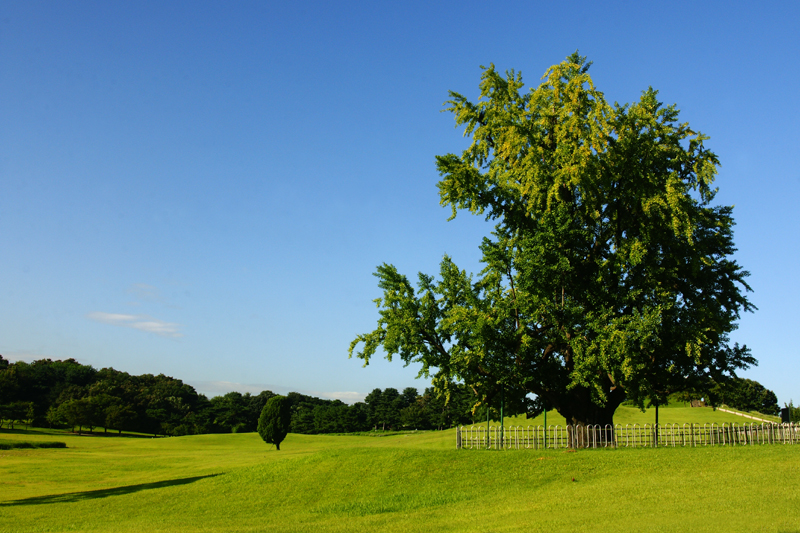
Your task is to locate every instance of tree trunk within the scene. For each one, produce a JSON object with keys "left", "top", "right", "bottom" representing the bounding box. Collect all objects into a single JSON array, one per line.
[
  {"left": 551, "top": 386, "right": 625, "bottom": 448},
  {"left": 275, "top": 442, "right": 280, "bottom": 451}
]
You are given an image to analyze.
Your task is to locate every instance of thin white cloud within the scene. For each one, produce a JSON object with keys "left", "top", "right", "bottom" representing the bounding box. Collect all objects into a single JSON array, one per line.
[
  {"left": 126, "top": 283, "right": 181, "bottom": 309},
  {"left": 128, "top": 283, "right": 161, "bottom": 301},
  {"left": 189, "top": 381, "right": 365, "bottom": 404},
  {"left": 319, "top": 391, "right": 365, "bottom": 403},
  {"left": 87, "top": 312, "right": 183, "bottom": 338},
  {"left": 1, "top": 350, "right": 100, "bottom": 367},
  {"left": 192, "top": 380, "right": 278, "bottom": 395},
  {"left": 2, "top": 349, "right": 56, "bottom": 363}
]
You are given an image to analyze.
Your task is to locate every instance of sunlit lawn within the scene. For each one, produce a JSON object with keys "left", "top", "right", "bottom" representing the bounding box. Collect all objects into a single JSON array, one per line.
[
  {"left": 516, "top": 403, "right": 768, "bottom": 427},
  {"left": 1, "top": 406, "right": 798, "bottom": 533}
]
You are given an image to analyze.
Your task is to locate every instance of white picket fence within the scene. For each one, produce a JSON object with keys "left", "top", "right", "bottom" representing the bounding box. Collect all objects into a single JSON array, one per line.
[{"left": 456, "top": 422, "right": 800, "bottom": 450}]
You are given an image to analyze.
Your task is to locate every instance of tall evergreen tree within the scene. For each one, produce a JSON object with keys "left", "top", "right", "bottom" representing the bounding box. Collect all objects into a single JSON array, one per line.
[{"left": 257, "top": 395, "right": 292, "bottom": 450}]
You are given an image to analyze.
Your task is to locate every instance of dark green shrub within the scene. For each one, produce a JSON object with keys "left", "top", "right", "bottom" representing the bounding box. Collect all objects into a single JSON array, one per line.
[
  {"left": 257, "top": 395, "right": 291, "bottom": 450},
  {"left": 0, "top": 441, "right": 66, "bottom": 450},
  {"left": 37, "top": 441, "right": 67, "bottom": 448}
]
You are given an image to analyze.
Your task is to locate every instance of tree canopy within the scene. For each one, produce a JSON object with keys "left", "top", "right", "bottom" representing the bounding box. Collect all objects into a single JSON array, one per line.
[
  {"left": 257, "top": 395, "right": 292, "bottom": 450},
  {"left": 349, "top": 53, "right": 755, "bottom": 426},
  {"left": 0, "top": 356, "right": 465, "bottom": 435},
  {"left": 715, "top": 378, "right": 778, "bottom": 415}
]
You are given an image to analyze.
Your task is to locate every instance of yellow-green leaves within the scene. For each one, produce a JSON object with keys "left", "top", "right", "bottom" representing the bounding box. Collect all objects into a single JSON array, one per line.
[{"left": 351, "top": 53, "right": 754, "bottom": 426}]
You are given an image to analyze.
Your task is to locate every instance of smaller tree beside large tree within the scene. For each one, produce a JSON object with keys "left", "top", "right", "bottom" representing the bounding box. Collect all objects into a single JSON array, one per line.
[{"left": 257, "top": 395, "right": 291, "bottom": 450}]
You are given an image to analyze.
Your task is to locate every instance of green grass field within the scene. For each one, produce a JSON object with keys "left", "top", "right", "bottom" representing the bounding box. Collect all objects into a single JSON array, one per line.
[
  {"left": 1, "top": 406, "right": 798, "bottom": 533},
  {"left": 505, "top": 402, "right": 774, "bottom": 426}
]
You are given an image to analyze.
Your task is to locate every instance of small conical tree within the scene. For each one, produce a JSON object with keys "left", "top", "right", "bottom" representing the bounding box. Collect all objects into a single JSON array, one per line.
[{"left": 257, "top": 395, "right": 291, "bottom": 450}]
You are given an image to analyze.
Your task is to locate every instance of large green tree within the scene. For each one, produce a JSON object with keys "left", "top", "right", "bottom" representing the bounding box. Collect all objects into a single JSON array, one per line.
[{"left": 350, "top": 53, "right": 755, "bottom": 427}]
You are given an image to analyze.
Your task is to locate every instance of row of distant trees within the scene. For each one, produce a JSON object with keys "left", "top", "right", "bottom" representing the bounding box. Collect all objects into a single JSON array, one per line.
[
  {"left": 715, "top": 378, "right": 780, "bottom": 416},
  {"left": 0, "top": 356, "right": 478, "bottom": 435},
  {"left": 288, "top": 386, "right": 479, "bottom": 434},
  {"left": 0, "top": 355, "right": 786, "bottom": 435},
  {"left": 670, "top": 378, "right": 780, "bottom": 416},
  {"left": 0, "top": 355, "right": 250, "bottom": 435}
]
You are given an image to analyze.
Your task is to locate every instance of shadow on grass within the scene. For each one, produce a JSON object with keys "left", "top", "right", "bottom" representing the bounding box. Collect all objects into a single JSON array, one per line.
[
  {"left": 0, "top": 427, "right": 163, "bottom": 439},
  {"left": 0, "top": 474, "right": 221, "bottom": 507}
]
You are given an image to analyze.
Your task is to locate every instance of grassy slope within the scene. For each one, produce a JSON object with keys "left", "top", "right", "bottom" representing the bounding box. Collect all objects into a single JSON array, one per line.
[
  {"left": 1, "top": 415, "right": 799, "bottom": 533},
  {"left": 715, "top": 406, "right": 782, "bottom": 424},
  {"left": 494, "top": 403, "right": 771, "bottom": 427}
]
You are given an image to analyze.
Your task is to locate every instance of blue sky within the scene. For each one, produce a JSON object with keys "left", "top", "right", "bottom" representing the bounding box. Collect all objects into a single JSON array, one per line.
[{"left": 2, "top": 1, "right": 798, "bottom": 404}]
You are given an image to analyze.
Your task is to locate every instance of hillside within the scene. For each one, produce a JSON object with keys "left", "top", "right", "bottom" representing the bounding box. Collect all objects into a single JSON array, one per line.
[
  {"left": 494, "top": 402, "right": 770, "bottom": 427},
  {"left": 1, "top": 423, "right": 798, "bottom": 532}
]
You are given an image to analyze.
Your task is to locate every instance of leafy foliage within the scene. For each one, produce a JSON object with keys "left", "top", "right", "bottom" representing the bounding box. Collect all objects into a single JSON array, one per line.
[
  {"left": 350, "top": 53, "right": 755, "bottom": 426},
  {"left": 257, "top": 395, "right": 292, "bottom": 450},
  {"left": 0, "top": 355, "right": 468, "bottom": 435},
  {"left": 785, "top": 401, "right": 800, "bottom": 423},
  {"left": 0, "top": 357, "right": 218, "bottom": 435},
  {"left": 715, "top": 378, "right": 779, "bottom": 415}
]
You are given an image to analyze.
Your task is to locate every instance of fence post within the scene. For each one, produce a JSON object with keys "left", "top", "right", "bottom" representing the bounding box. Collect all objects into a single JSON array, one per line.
[
  {"left": 486, "top": 405, "right": 490, "bottom": 449},
  {"left": 655, "top": 405, "right": 659, "bottom": 447},
  {"left": 458, "top": 420, "right": 799, "bottom": 452}
]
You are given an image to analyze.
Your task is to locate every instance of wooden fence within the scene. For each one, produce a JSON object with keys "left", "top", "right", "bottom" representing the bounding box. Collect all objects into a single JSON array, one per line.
[{"left": 456, "top": 422, "right": 799, "bottom": 450}]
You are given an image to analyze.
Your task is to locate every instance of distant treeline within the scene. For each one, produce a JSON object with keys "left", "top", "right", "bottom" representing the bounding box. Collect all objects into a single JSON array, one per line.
[
  {"left": 2, "top": 356, "right": 782, "bottom": 434},
  {"left": 290, "top": 386, "right": 478, "bottom": 434},
  {"left": 0, "top": 356, "right": 478, "bottom": 435},
  {"left": 671, "top": 378, "right": 780, "bottom": 416}
]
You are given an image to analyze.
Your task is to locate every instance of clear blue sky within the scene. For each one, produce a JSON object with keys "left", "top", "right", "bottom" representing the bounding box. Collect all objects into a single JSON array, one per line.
[{"left": 2, "top": 1, "right": 798, "bottom": 404}]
